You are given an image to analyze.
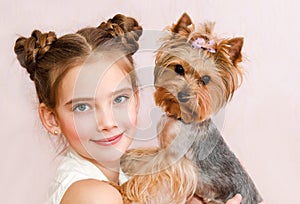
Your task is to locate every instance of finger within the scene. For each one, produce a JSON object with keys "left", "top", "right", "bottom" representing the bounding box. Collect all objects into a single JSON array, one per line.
[{"left": 226, "top": 194, "right": 242, "bottom": 204}]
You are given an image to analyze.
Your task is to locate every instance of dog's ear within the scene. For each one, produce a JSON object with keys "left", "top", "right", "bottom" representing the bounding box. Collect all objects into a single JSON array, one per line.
[
  {"left": 227, "top": 37, "right": 244, "bottom": 66},
  {"left": 170, "top": 13, "right": 194, "bottom": 36},
  {"left": 218, "top": 37, "right": 244, "bottom": 66}
]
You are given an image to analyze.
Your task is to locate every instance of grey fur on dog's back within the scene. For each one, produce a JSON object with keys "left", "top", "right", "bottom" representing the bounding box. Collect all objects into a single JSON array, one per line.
[{"left": 186, "top": 119, "right": 263, "bottom": 204}]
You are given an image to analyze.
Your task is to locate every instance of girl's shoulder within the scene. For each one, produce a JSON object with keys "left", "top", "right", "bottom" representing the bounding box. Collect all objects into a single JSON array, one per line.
[
  {"left": 47, "top": 149, "right": 110, "bottom": 203},
  {"left": 60, "top": 179, "right": 123, "bottom": 204}
]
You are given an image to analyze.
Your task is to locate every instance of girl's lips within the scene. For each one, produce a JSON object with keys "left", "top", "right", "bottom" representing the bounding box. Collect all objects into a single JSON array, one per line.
[{"left": 91, "top": 133, "right": 123, "bottom": 146}]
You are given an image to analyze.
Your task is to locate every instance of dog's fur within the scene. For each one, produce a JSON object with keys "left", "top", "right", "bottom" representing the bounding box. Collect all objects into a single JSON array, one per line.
[{"left": 117, "top": 13, "right": 262, "bottom": 204}]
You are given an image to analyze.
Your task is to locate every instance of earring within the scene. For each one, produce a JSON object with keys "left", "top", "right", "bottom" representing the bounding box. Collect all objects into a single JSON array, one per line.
[{"left": 53, "top": 129, "right": 59, "bottom": 135}]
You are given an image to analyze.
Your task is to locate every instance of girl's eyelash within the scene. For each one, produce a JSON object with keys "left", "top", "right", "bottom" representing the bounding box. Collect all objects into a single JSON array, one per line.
[
  {"left": 72, "top": 103, "right": 91, "bottom": 112},
  {"left": 114, "top": 95, "right": 130, "bottom": 104}
]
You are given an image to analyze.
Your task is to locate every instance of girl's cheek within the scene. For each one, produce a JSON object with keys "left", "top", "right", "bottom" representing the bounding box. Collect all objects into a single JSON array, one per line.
[
  {"left": 129, "top": 113, "right": 137, "bottom": 128},
  {"left": 128, "top": 102, "right": 138, "bottom": 127},
  {"left": 61, "top": 125, "right": 80, "bottom": 147},
  {"left": 71, "top": 115, "right": 95, "bottom": 140}
]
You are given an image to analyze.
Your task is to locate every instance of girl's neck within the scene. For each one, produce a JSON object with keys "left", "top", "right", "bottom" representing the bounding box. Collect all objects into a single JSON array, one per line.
[
  {"left": 71, "top": 148, "right": 121, "bottom": 184},
  {"left": 92, "top": 159, "right": 121, "bottom": 184}
]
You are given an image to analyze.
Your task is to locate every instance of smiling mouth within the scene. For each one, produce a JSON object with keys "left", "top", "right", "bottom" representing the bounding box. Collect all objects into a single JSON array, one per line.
[{"left": 91, "top": 133, "right": 124, "bottom": 146}]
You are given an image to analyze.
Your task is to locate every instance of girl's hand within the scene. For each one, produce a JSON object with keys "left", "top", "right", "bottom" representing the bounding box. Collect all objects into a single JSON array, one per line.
[
  {"left": 226, "top": 194, "right": 242, "bottom": 204},
  {"left": 187, "top": 194, "right": 242, "bottom": 204}
]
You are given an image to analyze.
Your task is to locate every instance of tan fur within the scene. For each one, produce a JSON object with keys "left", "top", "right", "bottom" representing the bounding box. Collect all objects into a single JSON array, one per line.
[{"left": 120, "top": 147, "right": 198, "bottom": 204}]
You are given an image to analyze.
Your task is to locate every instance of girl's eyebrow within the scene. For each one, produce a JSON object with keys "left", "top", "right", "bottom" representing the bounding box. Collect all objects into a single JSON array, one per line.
[
  {"left": 65, "top": 98, "right": 94, "bottom": 106},
  {"left": 110, "top": 87, "right": 133, "bottom": 97},
  {"left": 64, "top": 88, "right": 134, "bottom": 106}
]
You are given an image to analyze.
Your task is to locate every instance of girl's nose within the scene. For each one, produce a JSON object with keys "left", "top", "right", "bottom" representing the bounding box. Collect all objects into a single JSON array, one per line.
[{"left": 95, "top": 107, "right": 117, "bottom": 132}]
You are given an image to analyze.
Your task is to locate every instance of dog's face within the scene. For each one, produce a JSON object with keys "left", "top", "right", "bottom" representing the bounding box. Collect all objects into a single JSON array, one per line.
[{"left": 154, "top": 13, "right": 244, "bottom": 123}]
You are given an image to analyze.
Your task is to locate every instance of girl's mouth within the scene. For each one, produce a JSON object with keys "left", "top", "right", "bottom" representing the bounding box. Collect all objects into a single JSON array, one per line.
[{"left": 91, "top": 133, "right": 123, "bottom": 146}]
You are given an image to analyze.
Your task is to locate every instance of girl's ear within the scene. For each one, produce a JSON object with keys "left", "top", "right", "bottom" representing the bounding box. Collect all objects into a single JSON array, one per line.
[{"left": 38, "top": 103, "right": 61, "bottom": 136}]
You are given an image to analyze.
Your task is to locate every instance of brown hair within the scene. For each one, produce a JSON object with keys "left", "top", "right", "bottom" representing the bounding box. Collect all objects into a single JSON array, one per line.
[{"left": 14, "top": 14, "right": 142, "bottom": 110}]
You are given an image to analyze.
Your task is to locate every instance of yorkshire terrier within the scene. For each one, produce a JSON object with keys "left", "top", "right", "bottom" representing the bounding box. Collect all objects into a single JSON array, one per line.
[{"left": 117, "top": 13, "right": 263, "bottom": 204}]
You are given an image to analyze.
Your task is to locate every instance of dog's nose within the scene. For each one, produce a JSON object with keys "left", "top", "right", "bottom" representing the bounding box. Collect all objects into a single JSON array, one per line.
[{"left": 177, "top": 91, "right": 190, "bottom": 103}]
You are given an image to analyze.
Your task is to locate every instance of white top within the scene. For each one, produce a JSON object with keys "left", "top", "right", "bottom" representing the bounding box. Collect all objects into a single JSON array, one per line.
[{"left": 46, "top": 148, "right": 127, "bottom": 204}]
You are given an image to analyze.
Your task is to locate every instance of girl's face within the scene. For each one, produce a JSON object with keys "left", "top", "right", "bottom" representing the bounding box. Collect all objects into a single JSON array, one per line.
[{"left": 55, "top": 58, "right": 138, "bottom": 167}]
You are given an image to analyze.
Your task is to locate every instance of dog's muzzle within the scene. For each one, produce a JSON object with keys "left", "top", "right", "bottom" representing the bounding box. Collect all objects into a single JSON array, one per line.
[{"left": 177, "top": 91, "right": 190, "bottom": 103}]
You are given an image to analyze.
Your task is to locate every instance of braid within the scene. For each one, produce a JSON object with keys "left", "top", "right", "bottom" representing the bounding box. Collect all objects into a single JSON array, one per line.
[
  {"left": 14, "top": 30, "right": 57, "bottom": 81},
  {"left": 97, "top": 14, "right": 143, "bottom": 54},
  {"left": 77, "top": 14, "right": 142, "bottom": 55}
]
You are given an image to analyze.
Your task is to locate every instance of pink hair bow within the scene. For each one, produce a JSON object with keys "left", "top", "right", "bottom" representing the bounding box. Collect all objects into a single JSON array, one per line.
[{"left": 192, "top": 37, "right": 216, "bottom": 53}]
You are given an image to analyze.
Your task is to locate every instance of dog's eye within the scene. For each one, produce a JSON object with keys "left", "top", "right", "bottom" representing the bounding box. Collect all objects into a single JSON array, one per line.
[
  {"left": 174, "top": 64, "right": 184, "bottom": 75},
  {"left": 200, "top": 75, "right": 211, "bottom": 85}
]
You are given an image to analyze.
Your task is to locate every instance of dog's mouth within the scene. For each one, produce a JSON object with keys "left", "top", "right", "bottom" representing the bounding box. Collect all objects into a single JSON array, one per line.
[
  {"left": 154, "top": 87, "right": 200, "bottom": 123},
  {"left": 163, "top": 100, "right": 199, "bottom": 124},
  {"left": 180, "top": 105, "right": 199, "bottom": 123}
]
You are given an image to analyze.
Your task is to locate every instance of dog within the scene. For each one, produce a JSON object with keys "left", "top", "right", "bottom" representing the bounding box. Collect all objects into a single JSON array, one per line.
[{"left": 117, "top": 13, "right": 263, "bottom": 204}]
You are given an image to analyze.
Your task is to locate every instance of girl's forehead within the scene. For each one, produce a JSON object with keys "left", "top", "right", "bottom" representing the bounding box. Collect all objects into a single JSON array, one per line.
[
  {"left": 80, "top": 55, "right": 131, "bottom": 78},
  {"left": 62, "top": 61, "right": 131, "bottom": 96}
]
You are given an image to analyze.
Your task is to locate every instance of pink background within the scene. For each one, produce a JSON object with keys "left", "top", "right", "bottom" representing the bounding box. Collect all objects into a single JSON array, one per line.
[{"left": 1, "top": 0, "right": 299, "bottom": 203}]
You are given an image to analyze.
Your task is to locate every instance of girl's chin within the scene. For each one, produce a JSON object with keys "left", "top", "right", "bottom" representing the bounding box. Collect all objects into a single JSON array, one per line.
[{"left": 88, "top": 148, "right": 125, "bottom": 163}]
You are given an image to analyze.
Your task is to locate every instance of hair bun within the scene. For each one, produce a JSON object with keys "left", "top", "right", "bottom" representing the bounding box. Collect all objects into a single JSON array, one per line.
[
  {"left": 14, "top": 30, "right": 57, "bottom": 80},
  {"left": 98, "top": 14, "right": 143, "bottom": 54}
]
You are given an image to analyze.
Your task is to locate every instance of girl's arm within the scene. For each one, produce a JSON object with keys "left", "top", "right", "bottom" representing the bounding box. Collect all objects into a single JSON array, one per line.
[{"left": 60, "top": 179, "right": 122, "bottom": 204}]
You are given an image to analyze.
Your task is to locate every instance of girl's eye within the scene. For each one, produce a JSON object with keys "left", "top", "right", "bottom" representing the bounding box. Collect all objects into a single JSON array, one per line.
[
  {"left": 114, "top": 96, "right": 129, "bottom": 104},
  {"left": 73, "top": 104, "right": 90, "bottom": 112}
]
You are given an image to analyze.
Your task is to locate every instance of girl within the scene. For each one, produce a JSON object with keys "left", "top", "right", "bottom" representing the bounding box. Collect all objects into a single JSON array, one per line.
[{"left": 14, "top": 14, "right": 242, "bottom": 204}]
